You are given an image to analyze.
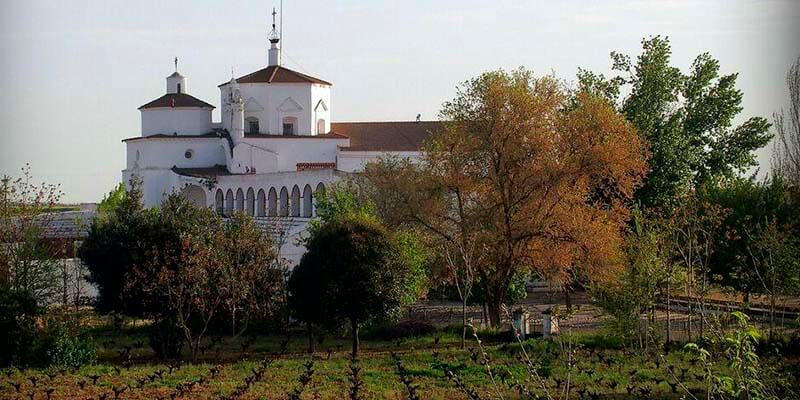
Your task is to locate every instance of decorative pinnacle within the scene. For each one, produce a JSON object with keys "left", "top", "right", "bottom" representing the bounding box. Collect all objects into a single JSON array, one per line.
[{"left": 174, "top": 57, "right": 178, "bottom": 72}]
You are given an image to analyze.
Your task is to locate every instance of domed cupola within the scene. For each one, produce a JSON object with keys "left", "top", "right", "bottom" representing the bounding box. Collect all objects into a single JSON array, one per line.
[{"left": 138, "top": 58, "right": 215, "bottom": 137}]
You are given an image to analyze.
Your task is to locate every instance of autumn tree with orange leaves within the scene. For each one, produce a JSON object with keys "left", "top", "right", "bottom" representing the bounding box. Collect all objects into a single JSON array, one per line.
[{"left": 364, "top": 69, "right": 648, "bottom": 326}]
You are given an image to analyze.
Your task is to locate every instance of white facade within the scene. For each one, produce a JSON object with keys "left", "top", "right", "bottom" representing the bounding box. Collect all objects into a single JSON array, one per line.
[
  {"left": 123, "top": 27, "right": 426, "bottom": 265},
  {"left": 141, "top": 108, "right": 213, "bottom": 136}
]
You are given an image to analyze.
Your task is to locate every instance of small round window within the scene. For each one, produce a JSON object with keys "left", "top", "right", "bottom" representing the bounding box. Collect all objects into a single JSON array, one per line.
[{"left": 184, "top": 149, "right": 193, "bottom": 159}]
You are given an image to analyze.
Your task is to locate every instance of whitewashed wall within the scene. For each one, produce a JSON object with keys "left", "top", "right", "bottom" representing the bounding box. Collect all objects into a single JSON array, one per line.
[
  {"left": 221, "top": 82, "right": 330, "bottom": 136},
  {"left": 141, "top": 108, "right": 213, "bottom": 136},
  {"left": 125, "top": 138, "right": 227, "bottom": 170}
]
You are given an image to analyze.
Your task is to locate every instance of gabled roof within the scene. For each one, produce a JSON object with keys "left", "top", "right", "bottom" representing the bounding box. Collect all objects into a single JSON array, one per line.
[
  {"left": 219, "top": 65, "right": 331, "bottom": 87},
  {"left": 332, "top": 121, "right": 442, "bottom": 152},
  {"left": 139, "top": 93, "right": 215, "bottom": 110}
]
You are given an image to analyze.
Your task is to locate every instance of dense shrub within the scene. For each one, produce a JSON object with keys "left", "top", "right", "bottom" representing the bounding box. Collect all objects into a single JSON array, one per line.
[
  {"left": 37, "top": 325, "right": 96, "bottom": 368},
  {"left": 79, "top": 179, "right": 157, "bottom": 316},
  {"left": 0, "top": 288, "right": 39, "bottom": 367},
  {"left": 366, "top": 321, "right": 437, "bottom": 340},
  {"left": 428, "top": 272, "right": 530, "bottom": 307}
]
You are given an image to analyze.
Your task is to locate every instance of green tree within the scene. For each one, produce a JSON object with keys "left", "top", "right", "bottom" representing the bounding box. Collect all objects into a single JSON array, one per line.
[
  {"left": 132, "top": 197, "right": 282, "bottom": 359},
  {"left": 294, "top": 216, "right": 409, "bottom": 357},
  {"left": 96, "top": 183, "right": 126, "bottom": 223},
  {"left": 745, "top": 219, "right": 800, "bottom": 338},
  {"left": 287, "top": 256, "right": 327, "bottom": 353},
  {"left": 593, "top": 209, "right": 669, "bottom": 349},
  {"left": 700, "top": 177, "right": 798, "bottom": 298},
  {"left": 79, "top": 179, "right": 155, "bottom": 316},
  {"left": 579, "top": 36, "right": 772, "bottom": 209},
  {"left": 0, "top": 288, "right": 40, "bottom": 367},
  {"left": 307, "top": 180, "right": 429, "bottom": 305}
]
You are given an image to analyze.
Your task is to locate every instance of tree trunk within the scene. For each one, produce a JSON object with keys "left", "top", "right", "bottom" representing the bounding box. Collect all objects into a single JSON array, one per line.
[
  {"left": 486, "top": 298, "right": 503, "bottom": 327},
  {"left": 666, "top": 273, "right": 672, "bottom": 345},
  {"left": 307, "top": 322, "right": 315, "bottom": 354},
  {"left": 350, "top": 318, "right": 360, "bottom": 358},
  {"left": 461, "top": 298, "right": 467, "bottom": 349},
  {"left": 564, "top": 285, "right": 572, "bottom": 312},
  {"left": 231, "top": 306, "right": 236, "bottom": 337}
]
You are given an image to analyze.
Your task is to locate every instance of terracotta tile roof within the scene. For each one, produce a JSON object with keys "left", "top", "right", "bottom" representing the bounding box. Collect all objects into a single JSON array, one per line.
[
  {"left": 331, "top": 121, "right": 442, "bottom": 152},
  {"left": 218, "top": 65, "right": 331, "bottom": 87},
  {"left": 296, "top": 162, "right": 336, "bottom": 171},
  {"left": 122, "top": 132, "right": 222, "bottom": 142},
  {"left": 139, "top": 93, "right": 215, "bottom": 110},
  {"left": 243, "top": 132, "right": 349, "bottom": 139},
  {"left": 171, "top": 165, "right": 231, "bottom": 178},
  {"left": 35, "top": 210, "right": 96, "bottom": 240}
]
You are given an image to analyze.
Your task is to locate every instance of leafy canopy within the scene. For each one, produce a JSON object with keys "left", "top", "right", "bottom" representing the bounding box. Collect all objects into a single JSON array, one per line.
[
  {"left": 291, "top": 216, "right": 409, "bottom": 332},
  {"left": 365, "top": 68, "right": 648, "bottom": 325},
  {"left": 578, "top": 36, "right": 772, "bottom": 209}
]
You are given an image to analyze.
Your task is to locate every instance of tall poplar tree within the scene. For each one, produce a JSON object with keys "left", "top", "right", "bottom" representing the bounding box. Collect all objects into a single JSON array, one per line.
[{"left": 579, "top": 36, "right": 772, "bottom": 209}]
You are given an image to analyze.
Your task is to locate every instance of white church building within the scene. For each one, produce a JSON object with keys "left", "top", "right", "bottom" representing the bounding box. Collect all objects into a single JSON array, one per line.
[{"left": 123, "top": 13, "right": 439, "bottom": 263}]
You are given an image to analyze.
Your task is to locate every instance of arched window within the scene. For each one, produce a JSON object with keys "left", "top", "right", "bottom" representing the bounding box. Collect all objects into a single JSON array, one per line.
[
  {"left": 279, "top": 187, "right": 289, "bottom": 216},
  {"left": 225, "top": 189, "right": 234, "bottom": 216},
  {"left": 302, "top": 184, "right": 313, "bottom": 217},
  {"left": 235, "top": 188, "right": 244, "bottom": 211},
  {"left": 215, "top": 189, "right": 224, "bottom": 214},
  {"left": 246, "top": 188, "right": 255, "bottom": 215},
  {"left": 268, "top": 187, "right": 278, "bottom": 216},
  {"left": 245, "top": 117, "right": 259, "bottom": 135},
  {"left": 316, "top": 118, "right": 326, "bottom": 135},
  {"left": 282, "top": 116, "right": 298, "bottom": 135},
  {"left": 290, "top": 185, "right": 301, "bottom": 217},
  {"left": 256, "top": 189, "right": 266, "bottom": 217}
]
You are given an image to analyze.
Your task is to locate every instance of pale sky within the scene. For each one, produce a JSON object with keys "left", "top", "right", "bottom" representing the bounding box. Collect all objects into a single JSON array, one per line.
[{"left": 1, "top": 0, "right": 798, "bottom": 203}]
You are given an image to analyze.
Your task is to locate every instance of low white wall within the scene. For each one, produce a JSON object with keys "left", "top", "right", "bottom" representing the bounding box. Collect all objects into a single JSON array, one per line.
[{"left": 337, "top": 151, "right": 422, "bottom": 172}]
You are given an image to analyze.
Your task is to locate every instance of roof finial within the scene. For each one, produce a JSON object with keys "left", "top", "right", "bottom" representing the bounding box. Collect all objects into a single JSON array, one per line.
[
  {"left": 174, "top": 56, "right": 178, "bottom": 72},
  {"left": 268, "top": 7, "right": 280, "bottom": 44}
]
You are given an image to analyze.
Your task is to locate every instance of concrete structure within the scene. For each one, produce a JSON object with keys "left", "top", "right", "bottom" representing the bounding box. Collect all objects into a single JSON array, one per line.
[{"left": 122, "top": 11, "right": 440, "bottom": 264}]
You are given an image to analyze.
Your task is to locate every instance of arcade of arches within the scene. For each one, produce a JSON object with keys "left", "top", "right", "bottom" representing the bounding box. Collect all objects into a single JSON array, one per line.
[{"left": 199, "top": 182, "right": 326, "bottom": 218}]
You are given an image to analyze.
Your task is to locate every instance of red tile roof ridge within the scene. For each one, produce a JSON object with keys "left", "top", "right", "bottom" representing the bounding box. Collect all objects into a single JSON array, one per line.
[{"left": 138, "top": 93, "right": 215, "bottom": 110}]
